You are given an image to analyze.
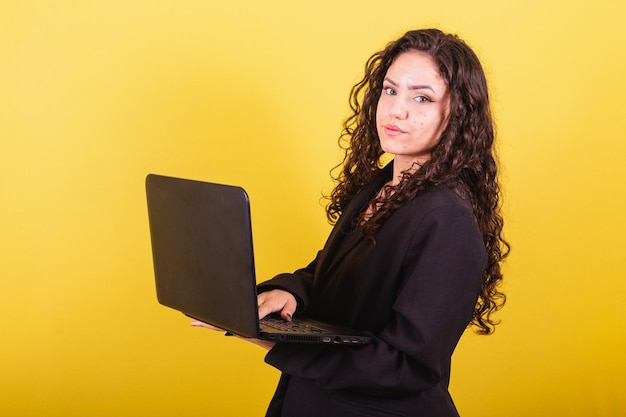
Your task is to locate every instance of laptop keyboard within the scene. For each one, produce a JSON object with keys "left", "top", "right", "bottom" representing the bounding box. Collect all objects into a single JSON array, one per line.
[{"left": 261, "top": 316, "right": 326, "bottom": 333}]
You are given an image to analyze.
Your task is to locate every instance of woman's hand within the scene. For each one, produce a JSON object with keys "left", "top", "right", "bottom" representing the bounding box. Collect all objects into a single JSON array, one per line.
[
  {"left": 189, "top": 290, "right": 296, "bottom": 351},
  {"left": 257, "top": 289, "right": 297, "bottom": 321},
  {"left": 190, "top": 320, "right": 277, "bottom": 350},
  {"left": 189, "top": 320, "right": 224, "bottom": 332}
]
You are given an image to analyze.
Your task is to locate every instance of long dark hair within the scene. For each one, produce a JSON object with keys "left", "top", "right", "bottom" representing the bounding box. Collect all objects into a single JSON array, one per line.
[{"left": 327, "top": 28, "right": 509, "bottom": 334}]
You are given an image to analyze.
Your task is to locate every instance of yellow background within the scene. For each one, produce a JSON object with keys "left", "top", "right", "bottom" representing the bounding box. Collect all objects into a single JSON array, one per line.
[{"left": 2, "top": 1, "right": 625, "bottom": 416}]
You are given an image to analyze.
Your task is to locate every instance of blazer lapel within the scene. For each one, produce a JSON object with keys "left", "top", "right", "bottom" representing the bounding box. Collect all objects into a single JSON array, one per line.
[{"left": 314, "top": 165, "right": 392, "bottom": 280}]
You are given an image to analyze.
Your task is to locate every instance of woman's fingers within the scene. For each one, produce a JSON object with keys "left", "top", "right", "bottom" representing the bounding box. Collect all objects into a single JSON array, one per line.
[
  {"left": 279, "top": 295, "right": 297, "bottom": 322},
  {"left": 258, "top": 290, "right": 297, "bottom": 321},
  {"left": 190, "top": 320, "right": 223, "bottom": 331},
  {"left": 191, "top": 320, "right": 275, "bottom": 350}
]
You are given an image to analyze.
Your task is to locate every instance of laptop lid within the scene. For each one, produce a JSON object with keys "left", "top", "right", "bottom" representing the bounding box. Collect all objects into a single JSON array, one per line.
[{"left": 146, "top": 173, "right": 260, "bottom": 338}]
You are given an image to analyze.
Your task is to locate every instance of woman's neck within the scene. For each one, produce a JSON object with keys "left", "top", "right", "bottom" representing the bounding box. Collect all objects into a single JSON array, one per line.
[{"left": 391, "top": 157, "right": 426, "bottom": 185}]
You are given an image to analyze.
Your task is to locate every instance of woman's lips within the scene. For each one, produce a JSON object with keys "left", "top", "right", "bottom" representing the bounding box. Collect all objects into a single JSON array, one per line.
[{"left": 384, "top": 124, "right": 405, "bottom": 136}]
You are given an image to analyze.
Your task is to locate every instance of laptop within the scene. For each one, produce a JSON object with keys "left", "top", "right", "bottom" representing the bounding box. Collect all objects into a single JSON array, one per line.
[{"left": 145, "top": 174, "right": 371, "bottom": 345}]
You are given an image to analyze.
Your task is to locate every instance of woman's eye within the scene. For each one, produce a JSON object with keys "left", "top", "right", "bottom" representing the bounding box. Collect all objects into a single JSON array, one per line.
[
  {"left": 383, "top": 87, "right": 396, "bottom": 95},
  {"left": 415, "top": 95, "right": 432, "bottom": 103}
]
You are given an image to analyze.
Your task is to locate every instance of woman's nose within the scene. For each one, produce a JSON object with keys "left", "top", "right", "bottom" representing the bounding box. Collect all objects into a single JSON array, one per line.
[{"left": 389, "top": 98, "right": 408, "bottom": 119}]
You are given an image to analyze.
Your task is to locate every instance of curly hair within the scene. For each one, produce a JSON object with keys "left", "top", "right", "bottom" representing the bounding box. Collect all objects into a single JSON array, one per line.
[{"left": 327, "top": 28, "right": 509, "bottom": 334}]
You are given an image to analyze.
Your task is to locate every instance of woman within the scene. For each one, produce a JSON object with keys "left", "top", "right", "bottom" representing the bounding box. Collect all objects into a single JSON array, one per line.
[{"left": 196, "top": 28, "right": 508, "bottom": 416}]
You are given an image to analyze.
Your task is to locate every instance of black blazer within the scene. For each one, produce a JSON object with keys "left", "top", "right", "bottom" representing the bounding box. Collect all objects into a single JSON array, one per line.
[{"left": 258, "top": 168, "right": 487, "bottom": 417}]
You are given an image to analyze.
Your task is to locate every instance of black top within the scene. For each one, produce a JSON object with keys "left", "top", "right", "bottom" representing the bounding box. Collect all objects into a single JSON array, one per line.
[{"left": 258, "top": 165, "right": 487, "bottom": 417}]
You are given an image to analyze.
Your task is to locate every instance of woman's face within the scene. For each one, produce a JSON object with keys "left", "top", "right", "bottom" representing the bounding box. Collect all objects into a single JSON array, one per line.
[{"left": 376, "top": 50, "right": 451, "bottom": 171}]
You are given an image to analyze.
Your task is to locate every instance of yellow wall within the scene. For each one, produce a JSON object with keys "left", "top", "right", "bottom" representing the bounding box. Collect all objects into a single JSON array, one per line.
[{"left": 2, "top": 1, "right": 625, "bottom": 415}]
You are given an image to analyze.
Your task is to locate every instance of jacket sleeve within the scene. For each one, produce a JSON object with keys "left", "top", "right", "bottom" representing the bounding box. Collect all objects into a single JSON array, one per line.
[{"left": 264, "top": 204, "right": 487, "bottom": 396}]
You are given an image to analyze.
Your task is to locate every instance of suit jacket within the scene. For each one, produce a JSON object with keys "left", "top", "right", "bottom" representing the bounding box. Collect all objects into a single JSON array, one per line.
[{"left": 258, "top": 166, "right": 487, "bottom": 417}]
